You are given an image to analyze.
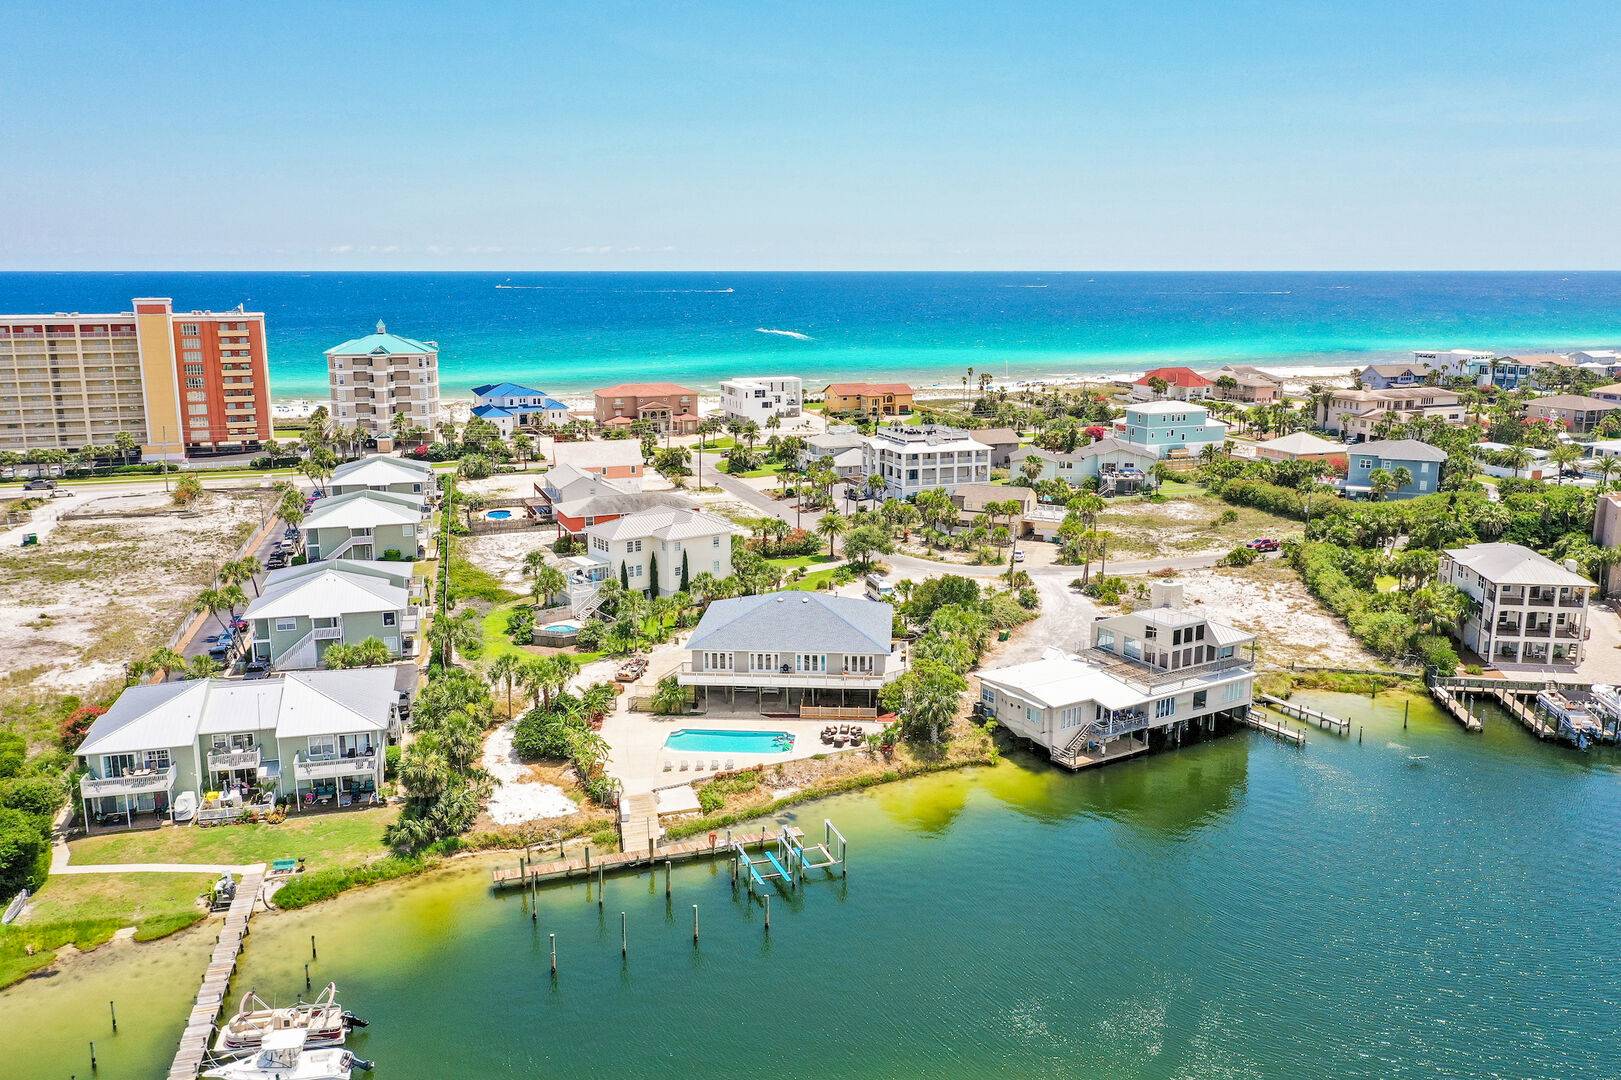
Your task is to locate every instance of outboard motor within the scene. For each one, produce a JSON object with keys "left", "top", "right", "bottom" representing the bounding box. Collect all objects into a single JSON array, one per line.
[
  {"left": 342, "top": 1011, "right": 370, "bottom": 1029},
  {"left": 345, "top": 1053, "right": 376, "bottom": 1072}
]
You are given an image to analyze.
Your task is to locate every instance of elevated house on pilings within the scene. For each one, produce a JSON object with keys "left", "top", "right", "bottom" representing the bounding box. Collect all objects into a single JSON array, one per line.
[{"left": 977, "top": 582, "right": 1255, "bottom": 770}]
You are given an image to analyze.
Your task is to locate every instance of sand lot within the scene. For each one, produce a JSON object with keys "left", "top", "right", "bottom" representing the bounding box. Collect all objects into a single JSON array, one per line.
[
  {"left": 1165, "top": 562, "right": 1379, "bottom": 669},
  {"left": 0, "top": 490, "right": 260, "bottom": 704},
  {"left": 1099, "top": 495, "right": 1299, "bottom": 558}
]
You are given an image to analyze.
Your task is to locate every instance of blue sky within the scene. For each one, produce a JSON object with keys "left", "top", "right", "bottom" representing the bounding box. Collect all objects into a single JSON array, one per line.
[{"left": 3, "top": 2, "right": 1618, "bottom": 270}]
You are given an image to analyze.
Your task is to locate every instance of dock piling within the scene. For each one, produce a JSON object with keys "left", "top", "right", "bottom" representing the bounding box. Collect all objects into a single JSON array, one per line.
[
  {"left": 305, "top": 963, "right": 311, "bottom": 991},
  {"left": 90, "top": 1041, "right": 97, "bottom": 1073},
  {"left": 109, "top": 1000, "right": 116, "bottom": 1034},
  {"left": 764, "top": 894, "right": 771, "bottom": 933},
  {"left": 621, "top": 912, "right": 627, "bottom": 957},
  {"left": 692, "top": 904, "right": 699, "bottom": 944},
  {"left": 584, "top": 845, "right": 591, "bottom": 873},
  {"left": 310, "top": 934, "right": 317, "bottom": 960},
  {"left": 550, "top": 933, "right": 557, "bottom": 976},
  {"left": 665, "top": 859, "right": 671, "bottom": 896},
  {"left": 598, "top": 865, "right": 605, "bottom": 909}
]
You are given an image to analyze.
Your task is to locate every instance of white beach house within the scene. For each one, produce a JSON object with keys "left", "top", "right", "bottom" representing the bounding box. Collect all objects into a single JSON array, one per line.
[
  {"left": 862, "top": 424, "right": 991, "bottom": 499},
  {"left": 584, "top": 506, "right": 739, "bottom": 594},
  {"left": 721, "top": 376, "right": 803, "bottom": 424},
  {"left": 1440, "top": 543, "right": 1595, "bottom": 669},
  {"left": 977, "top": 584, "right": 1254, "bottom": 769},
  {"left": 327, "top": 454, "right": 434, "bottom": 498},
  {"left": 678, "top": 592, "right": 907, "bottom": 711}
]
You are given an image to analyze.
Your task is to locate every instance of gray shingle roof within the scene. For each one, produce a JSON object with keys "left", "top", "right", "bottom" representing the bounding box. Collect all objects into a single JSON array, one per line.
[
  {"left": 1354, "top": 439, "right": 1449, "bottom": 463},
  {"left": 687, "top": 592, "right": 893, "bottom": 655}
]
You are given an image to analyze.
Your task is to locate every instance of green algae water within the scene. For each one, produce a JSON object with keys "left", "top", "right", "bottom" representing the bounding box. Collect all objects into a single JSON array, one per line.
[{"left": 6, "top": 692, "right": 1619, "bottom": 1078}]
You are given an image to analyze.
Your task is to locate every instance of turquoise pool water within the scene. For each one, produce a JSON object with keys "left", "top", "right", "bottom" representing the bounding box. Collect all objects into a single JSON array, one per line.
[
  {"left": 485, "top": 509, "right": 513, "bottom": 520},
  {"left": 665, "top": 728, "right": 794, "bottom": 754},
  {"left": 541, "top": 622, "right": 581, "bottom": 634}
]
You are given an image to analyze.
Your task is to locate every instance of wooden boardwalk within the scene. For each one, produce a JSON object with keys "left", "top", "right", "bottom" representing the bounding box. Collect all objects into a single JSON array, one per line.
[
  {"left": 493, "top": 827, "right": 802, "bottom": 890},
  {"left": 1242, "top": 709, "right": 1305, "bottom": 746},
  {"left": 1483, "top": 687, "right": 1553, "bottom": 740},
  {"left": 167, "top": 866, "right": 265, "bottom": 1079},
  {"left": 1428, "top": 683, "right": 1483, "bottom": 733},
  {"left": 1259, "top": 693, "right": 1349, "bottom": 735}
]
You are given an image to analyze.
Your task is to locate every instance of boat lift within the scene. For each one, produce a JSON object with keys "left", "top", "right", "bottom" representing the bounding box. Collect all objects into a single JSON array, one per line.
[
  {"left": 733, "top": 835, "right": 795, "bottom": 895},
  {"left": 784, "top": 820, "right": 848, "bottom": 879}
]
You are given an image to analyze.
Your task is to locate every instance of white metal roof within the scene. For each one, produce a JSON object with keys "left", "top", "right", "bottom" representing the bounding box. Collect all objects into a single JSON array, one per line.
[
  {"left": 263, "top": 559, "right": 413, "bottom": 591},
  {"left": 245, "top": 567, "right": 408, "bottom": 621},
  {"left": 977, "top": 649, "right": 1146, "bottom": 711},
  {"left": 1444, "top": 543, "right": 1595, "bottom": 588},
  {"left": 303, "top": 490, "right": 425, "bottom": 529},
  {"left": 330, "top": 457, "right": 433, "bottom": 488},
  {"left": 77, "top": 670, "right": 394, "bottom": 757},
  {"left": 588, "top": 506, "right": 740, "bottom": 543},
  {"left": 553, "top": 441, "right": 645, "bottom": 470}
]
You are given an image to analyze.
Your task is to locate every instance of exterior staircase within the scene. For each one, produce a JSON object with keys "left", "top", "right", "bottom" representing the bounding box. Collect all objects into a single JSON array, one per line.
[{"left": 570, "top": 580, "right": 607, "bottom": 619}]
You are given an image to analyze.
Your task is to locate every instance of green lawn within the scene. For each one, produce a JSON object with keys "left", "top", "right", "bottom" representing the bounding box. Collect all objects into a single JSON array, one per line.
[
  {"left": 479, "top": 602, "right": 603, "bottom": 668},
  {"left": 69, "top": 806, "right": 397, "bottom": 871},
  {"left": 769, "top": 554, "right": 843, "bottom": 591},
  {"left": 693, "top": 436, "right": 735, "bottom": 450},
  {"left": 718, "top": 460, "right": 786, "bottom": 478},
  {"left": 0, "top": 873, "right": 214, "bottom": 988}
]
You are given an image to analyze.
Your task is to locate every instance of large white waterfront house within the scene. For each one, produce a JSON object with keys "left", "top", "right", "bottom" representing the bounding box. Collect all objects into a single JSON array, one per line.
[
  {"left": 862, "top": 424, "right": 991, "bottom": 499},
  {"left": 584, "top": 506, "right": 739, "bottom": 594},
  {"left": 325, "top": 322, "right": 440, "bottom": 440},
  {"left": 75, "top": 668, "right": 400, "bottom": 829},
  {"left": 721, "top": 375, "right": 803, "bottom": 423},
  {"left": 679, "top": 592, "right": 907, "bottom": 710},
  {"left": 1439, "top": 543, "right": 1596, "bottom": 669},
  {"left": 977, "top": 584, "right": 1255, "bottom": 769}
]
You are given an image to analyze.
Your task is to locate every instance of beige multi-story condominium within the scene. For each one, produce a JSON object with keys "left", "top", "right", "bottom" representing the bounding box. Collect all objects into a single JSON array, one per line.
[
  {"left": 1440, "top": 543, "right": 1595, "bottom": 669},
  {"left": 1315, "top": 386, "right": 1464, "bottom": 442},
  {"left": 327, "top": 322, "right": 440, "bottom": 439},
  {"left": 0, "top": 298, "right": 271, "bottom": 458}
]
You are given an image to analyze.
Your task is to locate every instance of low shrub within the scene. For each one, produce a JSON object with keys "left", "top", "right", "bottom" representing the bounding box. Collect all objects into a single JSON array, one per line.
[
  {"left": 273, "top": 856, "right": 431, "bottom": 910},
  {"left": 1220, "top": 545, "right": 1258, "bottom": 567}
]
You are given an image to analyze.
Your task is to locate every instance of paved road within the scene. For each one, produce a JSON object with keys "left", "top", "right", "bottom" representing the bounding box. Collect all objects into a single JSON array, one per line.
[
  {"left": 885, "top": 549, "right": 1243, "bottom": 580},
  {"left": 710, "top": 470, "right": 833, "bottom": 531}
]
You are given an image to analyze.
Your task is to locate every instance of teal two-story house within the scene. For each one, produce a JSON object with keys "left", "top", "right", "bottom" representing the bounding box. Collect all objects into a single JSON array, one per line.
[
  {"left": 1121, "top": 401, "right": 1230, "bottom": 459},
  {"left": 74, "top": 668, "right": 400, "bottom": 829},
  {"left": 301, "top": 489, "right": 427, "bottom": 562},
  {"left": 246, "top": 561, "right": 419, "bottom": 669},
  {"left": 1342, "top": 438, "right": 1448, "bottom": 499}
]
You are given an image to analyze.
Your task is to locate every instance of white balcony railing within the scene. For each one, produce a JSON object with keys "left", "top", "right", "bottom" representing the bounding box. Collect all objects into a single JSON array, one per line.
[
  {"left": 294, "top": 750, "right": 379, "bottom": 781},
  {"left": 207, "top": 746, "right": 261, "bottom": 771},
  {"left": 313, "top": 624, "right": 343, "bottom": 641},
  {"left": 676, "top": 662, "right": 903, "bottom": 690},
  {"left": 80, "top": 763, "right": 177, "bottom": 799}
]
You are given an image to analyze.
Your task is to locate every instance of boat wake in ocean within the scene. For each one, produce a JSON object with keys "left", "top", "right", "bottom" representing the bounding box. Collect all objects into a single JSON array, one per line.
[{"left": 755, "top": 327, "right": 812, "bottom": 340}]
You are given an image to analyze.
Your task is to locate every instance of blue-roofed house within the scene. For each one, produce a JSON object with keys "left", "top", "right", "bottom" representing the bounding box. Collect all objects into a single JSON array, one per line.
[
  {"left": 470, "top": 381, "right": 573, "bottom": 436},
  {"left": 678, "top": 592, "right": 908, "bottom": 711},
  {"left": 1342, "top": 439, "right": 1448, "bottom": 500}
]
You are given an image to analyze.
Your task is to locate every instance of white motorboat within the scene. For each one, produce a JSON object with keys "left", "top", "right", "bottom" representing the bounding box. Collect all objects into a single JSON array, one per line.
[
  {"left": 202, "top": 1029, "right": 372, "bottom": 1080},
  {"left": 214, "top": 982, "right": 364, "bottom": 1054}
]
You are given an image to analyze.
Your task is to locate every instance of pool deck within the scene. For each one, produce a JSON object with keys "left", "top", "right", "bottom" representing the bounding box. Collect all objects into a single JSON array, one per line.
[{"left": 603, "top": 711, "right": 884, "bottom": 795}]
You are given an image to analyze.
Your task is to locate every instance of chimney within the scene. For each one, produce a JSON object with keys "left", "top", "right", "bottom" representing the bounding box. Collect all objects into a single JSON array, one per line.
[{"left": 1150, "top": 581, "right": 1184, "bottom": 609}]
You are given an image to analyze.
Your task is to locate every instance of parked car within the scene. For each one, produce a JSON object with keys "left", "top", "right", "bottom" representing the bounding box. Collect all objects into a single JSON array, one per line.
[
  {"left": 265, "top": 552, "right": 288, "bottom": 569},
  {"left": 1012, "top": 549, "right": 1026, "bottom": 563},
  {"left": 1246, "top": 538, "right": 1281, "bottom": 553},
  {"left": 22, "top": 478, "right": 55, "bottom": 490}
]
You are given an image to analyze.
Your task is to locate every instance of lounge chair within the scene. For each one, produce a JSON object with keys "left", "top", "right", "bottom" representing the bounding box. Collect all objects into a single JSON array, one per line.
[
  {"left": 711, "top": 759, "right": 720, "bottom": 771},
  {"left": 726, "top": 759, "right": 735, "bottom": 770},
  {"left": 662, "top": 760, "right": 672, "bottom": 772},
  {"left": 679, "top": 759, "right": 689, "bottom": 772}
]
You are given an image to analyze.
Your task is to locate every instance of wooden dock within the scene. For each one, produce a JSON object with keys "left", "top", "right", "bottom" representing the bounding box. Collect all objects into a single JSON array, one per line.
[
  {"left": 1483, "top": 687, "right": 1553, "bottom": 740},
  {"left": 1242, "top": 709, "right": 1305, "bottom": 746},
  {"left": 1428, "top": 683, "right": 1483, "bottom": 733},
  {"left": 492, "top": 827, "right": 803, "bottom": 890},
  {"left": 167, "top": 866, "right": 265, "bottom": 1080},
  {"left": 1259, "top": 693, "right": 1349, "bottom": 735}
]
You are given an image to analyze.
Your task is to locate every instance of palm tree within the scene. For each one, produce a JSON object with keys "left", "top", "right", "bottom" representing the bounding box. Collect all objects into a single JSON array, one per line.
[
  {"left": 428, "top": 608, "right": 479, "bottom": 666},
  {"left": 1549, "top": 443, "right": 1582, "bottom": 484},
  {"left": 488, "top": 653, "right": 521, "bottom": 716},
  {"left": 194, "top": 585, "right": 245, "bottom": 631},
  {"left": 529, "top": 563, "right": 567, "bottom": 609},
  {"left": 1597, "top": 455, "right": 1619, "bottom": 493},
  {"left": 817, "top": 510, "right": 847, "bottom": 557},
  {"left": 580, "top": 682, "right": 617, "bottom": 725},
  {"left": 220, "top": 556, "right": 262, "bottom": 598}
]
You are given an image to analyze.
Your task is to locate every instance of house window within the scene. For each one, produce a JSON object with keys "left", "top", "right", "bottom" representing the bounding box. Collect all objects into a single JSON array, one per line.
[
  {"left": 980, "top": 687, "right": 996, "bottom": 705},
  {"left": 795, "top": 654, "right": 827, "bottom": 673},
  {"left": 143, "top": 749, "right": 171, "bottom": 770},
  {"left": 403, "top": 524, "right": 415, "bottom": 536},
  {"left": 383, "top": 611, "right": 397, "bottom": 627},
  {"left": 275, "top": 618, "right": 297, "bottom": 632},
  {"left": 845, "top": 655, "right": 875, "bottom": 674},
  {"left": 703, "top": 651, "right": 732, "bottom": 671},
  {"left": 1193, "top": 690, "right": 1207, "bottom": 710},
  {"left": 1155, "top": 698, "right": 1175, "bottom": 719},
  {"left": 307, "top": 736, "right": 337, "bottom": 759},
  {"left": 1025, "top": 706, "right": 1039, "bottom": 724}
]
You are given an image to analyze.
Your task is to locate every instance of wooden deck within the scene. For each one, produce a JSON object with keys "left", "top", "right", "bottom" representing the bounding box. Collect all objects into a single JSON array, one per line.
[
  {"left": 1051, "top": 736, "right": 1151, "bottom": 771},
  {"left": 1428, "top": 683, "right": 1483, "bottom": 732},
  {"left": 492, "top": 827, "right": 803, "bottom": 890},
  {"left": 167, "top": 866, "right": 265, "bottom": 1079}
]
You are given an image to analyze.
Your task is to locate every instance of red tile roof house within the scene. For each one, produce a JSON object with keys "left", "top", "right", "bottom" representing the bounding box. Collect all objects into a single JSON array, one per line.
[
  {"left": 593, "top": 382, "right": 701, "bottom": 434},
  {"left": 1129, "top": 366, "right": 1214, "bottom": 402}
]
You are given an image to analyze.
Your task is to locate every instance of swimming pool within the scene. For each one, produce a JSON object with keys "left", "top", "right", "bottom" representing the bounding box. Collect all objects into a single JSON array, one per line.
[
  {"left": 665, "top": 729, "right": 795, "bottom": 754},
  {"left": 541, "top": 621, "right": 581, "bottom": 634},
  {"left": 485, "top": 509, "right": 513, "bottom": 520}
]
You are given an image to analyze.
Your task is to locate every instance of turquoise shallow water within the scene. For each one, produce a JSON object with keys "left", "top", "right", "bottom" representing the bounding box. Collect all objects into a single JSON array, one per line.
[
  {"left": 7, "top": 691, "right": 1618, "bottom": 1079},
  {"left": 2, "top": 272, "right": 1620, "bottom": 400}
]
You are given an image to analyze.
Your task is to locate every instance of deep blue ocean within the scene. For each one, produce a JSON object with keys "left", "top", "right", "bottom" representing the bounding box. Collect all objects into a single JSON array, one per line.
[{"left": 2, "top": 271, "right": 1619, "bottom": 401}]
